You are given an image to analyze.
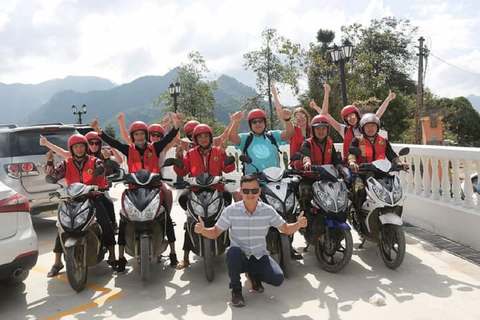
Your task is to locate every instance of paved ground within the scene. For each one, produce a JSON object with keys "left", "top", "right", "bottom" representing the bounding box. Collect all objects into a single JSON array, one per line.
[{"left": 2, "top": 183, "right": 480, "bottom": 320}]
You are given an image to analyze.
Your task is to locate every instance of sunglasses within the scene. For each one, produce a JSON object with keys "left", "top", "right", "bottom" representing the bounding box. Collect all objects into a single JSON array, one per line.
[
  {"left": 88, "top": 141, "right": 101, "bottom": 146},
  {"left": 295, "top": 114, "right": 306, "bottom": 120},
  {"left": 242, "top": 188, "right": 260, "bottom": 195},
  {"left": 150, "top": 133, "right": 163, "bottom": 138},
  {"left": 251, "top": 119, "right": 265, "bottom": 125}
]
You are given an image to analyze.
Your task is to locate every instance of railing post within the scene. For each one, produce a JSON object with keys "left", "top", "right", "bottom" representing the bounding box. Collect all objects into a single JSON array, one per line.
[
  {"left": 476, "top": 161, "right": 480, "bottom": 209},
  {"left": 463, "top": 159, "right": 473, "bottom": 208},
  {"left": 452, "top": 159, "right": 462, "bottom": 204},
  {"left": 407, "top": 155, "right": 415, "bottom": 193},
  {"left": 440, "top": 158, "right": 450, "bottom": 202},
  {"left": 414, "top": 156, "right": 423, "bottom": 195},
  {"left": 431, "top": 157, "right": 440, "bottom": 200},
  {"left": 422, "top": 157, "right": 431, "bottom": 198}
]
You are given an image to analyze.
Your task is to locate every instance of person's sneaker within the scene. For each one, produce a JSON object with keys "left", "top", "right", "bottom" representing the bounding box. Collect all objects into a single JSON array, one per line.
[
  {"left": 246, "top": 273, "right": 264, "bottom": 293},
  {"left": 290, "top": 248, "right": 303, "bottom": 260},
  {"left": 169, "top": 253, "right": 179, "bottom": 268},
  {"left": 231, "top": 289, "right": 245, "bottom": 307},
  {"left": 115, "top": 257, "right": 127, "bottom": 273}
]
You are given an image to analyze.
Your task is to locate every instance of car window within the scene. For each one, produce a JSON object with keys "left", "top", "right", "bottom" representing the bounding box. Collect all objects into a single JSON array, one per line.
[
  {"left": 11, "top": 129, "right": 78, "bottom": 157},
  {"left": 0, "top": 133, "right": 10, "bottom": 157}
]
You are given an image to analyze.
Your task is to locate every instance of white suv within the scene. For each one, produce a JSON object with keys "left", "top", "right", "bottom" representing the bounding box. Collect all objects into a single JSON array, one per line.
[{"left": 0, "top": 181, "right": 38, "bottom": 283}]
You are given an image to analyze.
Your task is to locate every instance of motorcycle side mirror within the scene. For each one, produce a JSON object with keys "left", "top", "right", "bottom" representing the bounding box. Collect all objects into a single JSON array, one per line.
[
  {"left": 239, "top": 155, "right": 252, "bottom": 164},
  {"left": 45, "top": 175, "right": 58, "bottom": 184},
  {"left": 349, "top": 147, "right": 361, "bottom": 156},
  {"left": 163, "top": 158, "right": 183, "bottom": 169},
  {"left": 398, "top": 147, "right": 410, "bottom": 156},
  {"left": 93, "top": 166, "right": 105, "bottom": 176},
  {"left": 105, "top": 159, "right": 120, "bottom": 170},
  {"left": 224, "top": 155, "right": 235, "bottom": 166},
  {"left": 290, "top": 153, "right": 302, "bottom": 161},
  {"left": 300, "top": 147, "right": 311, "bottom": 157}
]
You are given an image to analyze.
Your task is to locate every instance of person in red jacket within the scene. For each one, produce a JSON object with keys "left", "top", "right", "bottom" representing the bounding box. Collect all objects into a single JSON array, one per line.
[
  {"left": 45, "top": 134, "right": 116, "bottom": 277},
  {"left": 347, "top": 113, "right": 409, "bottom": 229},
  {"left": 173, "top": 124, "right": 235, "bottom": 269},
  {"left": 292, "top": 115, "right": 345, "bottom": 215},
  {"left": 89, "top": 113, "right": 182, "bottom": 272}
]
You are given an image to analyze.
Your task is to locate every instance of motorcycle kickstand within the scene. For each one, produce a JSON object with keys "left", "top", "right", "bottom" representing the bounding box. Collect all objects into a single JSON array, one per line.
[
  {"left": 358, "top": 236, "right": 366, "bottom": 249},
  {"left": 303, "top": 243, "right": 309, "bottom": 252}
]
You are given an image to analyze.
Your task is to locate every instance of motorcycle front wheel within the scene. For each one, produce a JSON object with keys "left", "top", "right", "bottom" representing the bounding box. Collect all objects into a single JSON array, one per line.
[
  {"left": 203, "top": 237, "right": 214, "bottom": 282},
  {"left": 139, "top": 235, "right": 150, "bottom": 282},
  {"left": 279, "top": 233, "right": 291, "bottom": 278},
  {"left": 66, "top": 244, "right": 88, "bottom": 292},
  {"left": 379, "top": 224, "right": 406, "bottom": 269},
  {"left": 315, "top": 228, "right": 353, "bottom": 273}
]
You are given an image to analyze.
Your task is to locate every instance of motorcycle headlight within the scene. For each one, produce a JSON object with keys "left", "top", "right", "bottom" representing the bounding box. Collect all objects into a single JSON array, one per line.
[
  {"left": 189, "top": 192, "right": 205, "bottom": 217},
  {"left": 73, "top": 201, "right": 90, "bottom": 229},
  {"left": 59, "top": 203, "right": 71, "bottom": 227},
  {"left": 207, "top": 197, "right": 221, "bottom": 217},
  {"left": 372, "top": 185, "right": 392, "bottom": 204},
  {"left": 143, "top": 196, "right": 161, "bottom": 220},
  {"left": 265, "top": 194, "right": 283, "bottom": 213},
  {"left": 393, "top": 185, "right": 402, "bottom": 203},
  {"left": 285, "top": 192, "right": 295, "bottom": 213},
  {"left": 124, "top": 195, "right": 160, "bottom": 221},
  {"left": 316, "top": 190, "right": 336, "bottom": 212},
  {"left": 336, "top": 184, "right": 348, "bottom": 211}
]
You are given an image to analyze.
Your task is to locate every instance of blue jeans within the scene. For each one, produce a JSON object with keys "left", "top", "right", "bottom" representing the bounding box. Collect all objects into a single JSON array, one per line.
[{"left": 226, "top": 246, "right": 284, "bottom": 290}]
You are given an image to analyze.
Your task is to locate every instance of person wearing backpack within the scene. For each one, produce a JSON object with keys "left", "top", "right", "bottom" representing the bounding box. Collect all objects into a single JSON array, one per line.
[{"left": 228, "top": 95, "right": 294, "bottom": 202}]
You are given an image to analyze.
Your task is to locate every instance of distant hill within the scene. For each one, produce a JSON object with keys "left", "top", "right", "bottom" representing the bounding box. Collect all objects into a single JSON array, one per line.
[
  {"left": 20, "top": 70, "right": 264, "bottom": 133},
  {"left": 467, "top": 94, "right": 480, "bottom": 113},
  {"left": 0, "top": 76, "right": 116, "bottom": 124}
]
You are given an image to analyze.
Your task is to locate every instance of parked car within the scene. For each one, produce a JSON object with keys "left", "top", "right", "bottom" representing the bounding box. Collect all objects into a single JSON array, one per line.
[
  {"left": 0, "top": 123, "right": 79, "bottom": 214},
  {"left": 0, "top": 181, "right": 38, "bottom": 283}
]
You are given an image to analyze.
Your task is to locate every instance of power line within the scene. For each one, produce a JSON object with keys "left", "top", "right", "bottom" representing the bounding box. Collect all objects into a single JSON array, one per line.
[{"left": 429, "top": 52, "right": 480, "bottom": 77}]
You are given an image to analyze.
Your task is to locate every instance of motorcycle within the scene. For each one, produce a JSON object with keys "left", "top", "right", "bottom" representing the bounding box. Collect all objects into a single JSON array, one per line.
[
  {"left": 294, "top": 149, "right": 353, "bottom": 273},
  {"left": 349, "top": 147, "right": 410, "bottom": 269},
  {"left": 239, "top": 155, "right": 300, "bottom": 277},
  {"left": 181, "top": 156, "right": 236, "bottom": 282},
  {"left": 107, "top": 158, "right": 179, "bottom": 281},
  {"left": 46, "top": 175, "right": 108, "bottom": 292}
]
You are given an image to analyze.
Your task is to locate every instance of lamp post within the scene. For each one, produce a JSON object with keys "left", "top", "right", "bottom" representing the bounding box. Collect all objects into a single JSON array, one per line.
[
  {"left": 71, "top": 104, "right": 88, "bottom": 124},
  {"left": 330, "top": 44, "right": 354, "bottom": 107},
  {"left": 169, "top": 82, "right": 181, "bottom": 113}
]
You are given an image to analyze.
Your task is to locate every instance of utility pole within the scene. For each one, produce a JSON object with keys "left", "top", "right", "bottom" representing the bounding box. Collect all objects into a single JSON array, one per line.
[
  {"left": 266, "top": 37, "right": 273, "bottom": 130},
  {"left": 416, "top": 36, "right": 425, "bottom": 145}
]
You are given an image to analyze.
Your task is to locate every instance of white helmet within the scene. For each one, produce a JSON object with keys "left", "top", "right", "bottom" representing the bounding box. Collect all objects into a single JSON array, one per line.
[{"left": 360, "top": 113, "right": 380, "bottom": 130}]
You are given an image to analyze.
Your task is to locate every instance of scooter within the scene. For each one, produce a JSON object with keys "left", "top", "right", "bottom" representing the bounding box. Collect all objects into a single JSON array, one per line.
[
  {"left": 182, "top": 156, "right": 236, "bottom": 282},
  {"left": 293, "top": 150, "right": 353, "bottom": 273},
  {"left": 46, "top": 176, "right": 107, "bottom": 292},
  {"left": 239, "top": 155, "right": 300, "bottom": 277},
  {"left": 349, "top": 147, "right": 410, "bottom": 269},
  {"left": 107, "top": 158, "right": 179, "bottom": 281}
]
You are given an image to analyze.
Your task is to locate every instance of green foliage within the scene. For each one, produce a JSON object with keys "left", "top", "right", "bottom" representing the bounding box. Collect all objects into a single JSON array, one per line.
[
  {"left": 440, "top": 97, "right": 480, "bottom": 147},
  {"left": 104, "top": 125, "right": 117, "bottom": 139},
  {"left": 158, "top": 51, "right": 218, "bottom": 124}
]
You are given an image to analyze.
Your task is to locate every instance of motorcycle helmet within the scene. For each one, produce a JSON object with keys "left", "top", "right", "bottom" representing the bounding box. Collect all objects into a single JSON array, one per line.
[
  {"left": 310, "top": 115, "right": 330, "bottom": 136},
  {"left": 247, "top": 109, "right": 267, "bottom": 129},
  {"left": 360, "top": 113, "right": 380, "bottom": 135},
  {"left": 192, "top": 124, "right": 213, "bottom": 146},
  {"left": 148, "top": 124, "right": 165, "bottom": 137},
  {"left": 85, "top": 131, "right": 102, "bottom": 142},
  {"left": 184, "top": 120, "right": 200, "bottom": 139},
  {"left": 129, "top": 121, "right": 148, "bottom": 141},
  {"left": 341, "top": 105, "right": 361, "bottom": 124},
  {"left": 67, "top": 134, "right": 88, "bottom": 156}
]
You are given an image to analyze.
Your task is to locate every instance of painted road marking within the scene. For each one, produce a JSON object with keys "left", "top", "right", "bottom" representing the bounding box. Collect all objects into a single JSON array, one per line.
[{"left": 32, "top": 266, "right": 125, "bottom": 320}]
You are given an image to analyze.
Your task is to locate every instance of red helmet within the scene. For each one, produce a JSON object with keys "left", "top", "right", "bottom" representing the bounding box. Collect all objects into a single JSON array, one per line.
[
  {"left": 67, "top": 134, "right": 88, "bottom": 154},
  {"left": 184, "top": 120, "right": 200, "bottom": 136},
  {"left": 85, "top": 131, "right": 102, "bottom": 142},
  {"left": 148, "top": 124, "right": 165, "bottom": 137},
  {"left": 248, "top": 109, "right": 267, "bottom": 123},
  {"left": 192, "top": 124, "right": 213, "bottom": 145},
  {"left": 340, "top": 105, "right": 361, "bottom": 124},
  {"left": 129, "top": 121, "right": 148, "bottom": 140},
  {"left": 310, "top": 115, "right": 330, "bottom": 135}
]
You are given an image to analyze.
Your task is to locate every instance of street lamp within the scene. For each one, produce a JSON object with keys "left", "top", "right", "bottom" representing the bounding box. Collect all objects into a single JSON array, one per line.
[
  {"left": 71, "top": 104, "right": 88, "bottom": 124},
  {"left": 330, "top": 43, "right": 354, "bottom": 107},
  {"left": 169, "top": 82, "right": 181, "bottom": 113}
]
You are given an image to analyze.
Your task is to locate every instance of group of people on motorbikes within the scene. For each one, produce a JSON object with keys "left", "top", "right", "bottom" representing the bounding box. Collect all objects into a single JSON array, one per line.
[{"left": 41, "top": 82, "right": 409, "bottom": 307}]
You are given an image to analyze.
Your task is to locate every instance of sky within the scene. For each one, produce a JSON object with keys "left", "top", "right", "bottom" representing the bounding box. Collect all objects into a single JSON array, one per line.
[{"left": 0, "top": 0, "right": 478, "bottom": 105}]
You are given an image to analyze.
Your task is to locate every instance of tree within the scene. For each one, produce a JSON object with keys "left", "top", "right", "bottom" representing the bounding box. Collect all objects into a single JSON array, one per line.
[
  {"left": 440, "top": 97, "right": 480, "bottom": 147},
  {"left": 158, "top": 51, "right": 217, "bottom": 124},
  {"left": 243, "top": 28, "right": 305, "bottom": 129},
  {"left": 104, "top": 125, "right": 117, "bottom": 139}
]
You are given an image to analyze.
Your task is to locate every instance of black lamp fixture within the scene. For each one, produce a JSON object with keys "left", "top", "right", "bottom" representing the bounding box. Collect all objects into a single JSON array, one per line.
[
  {"left": 330, "top": 43, "right": 354, "bottom": 107},
  {"left": 71, "top": 104, "right": 88, "bottom": 124},
  {"left": 169, "top": 82, "right": 181, "bottom": 113}
]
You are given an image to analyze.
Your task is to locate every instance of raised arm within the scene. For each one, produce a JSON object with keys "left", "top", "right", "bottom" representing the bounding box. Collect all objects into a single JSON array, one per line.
[
  {"left": 228, "top": 111, "right": 245, "bottom": 146},
  {"left": 271, "top": 85, "right": 283, "bottom": 121},
  {"left": 194, "top": 216, "right": 223, "bottom": 239},
  {"left": 310, "top": 99, "right": 342, "bottom": 135},
  {"left": 163, "top": 116, "right": 172, "bottom": 132},
  {"left": 213, "top": 113, "right": 234, "bottom": 147},
  {"left": 39, "top": 134, "right": 71, "bottom": 158},
  {"left": 109, "top": 148, "right": 124, "bottom": 164},
  {"left": 320, "top": 83, "right": 331, "bottom": 116},
  {"left": 375, "top": 91, "right": 396, "bottom": 118},
  {"left": 277, "top": 211, "right": 307, "bottom": 235},
  {"left": 117, "top": 112, "right": 133, "bottom": 145},
  {"left": 90, "top": 117, "right": 130, "bottom": 155},
  {"left": 280, "top": 109, "right": 294, "bottom": 141}
]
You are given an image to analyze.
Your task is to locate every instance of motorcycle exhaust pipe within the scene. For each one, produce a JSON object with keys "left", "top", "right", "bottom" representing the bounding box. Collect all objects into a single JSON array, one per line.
[{"left": 12, "top": 268, "right": 24, "bottom": 279}]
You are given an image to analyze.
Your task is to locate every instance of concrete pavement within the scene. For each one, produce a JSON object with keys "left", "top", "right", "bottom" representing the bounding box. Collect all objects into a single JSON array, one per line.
[{"left": 1, "top": 182, "right": 480, "bottom": 320}]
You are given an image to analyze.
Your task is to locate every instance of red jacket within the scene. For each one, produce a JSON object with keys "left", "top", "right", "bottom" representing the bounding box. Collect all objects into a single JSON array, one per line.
[
  {"left": 174, "top": 146, "right": 235, "bottom": 191},
  {"left": 65, "top": 156, "right": 108, "bottom": 188},
  {"left": 293, "top": 138, "right": 334, "bottom": 171},
  {"left": 342, "top": 126, "right": 355, "bottom": 161},
  {"left": 127, "top": 143, "right": 159, "bottom": 173},
  {"left": 355, "top": 134, "right": 387, "bottom": 164},
  {"left": 289, "top": 125, "right": 307, "bottom": 157}
]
